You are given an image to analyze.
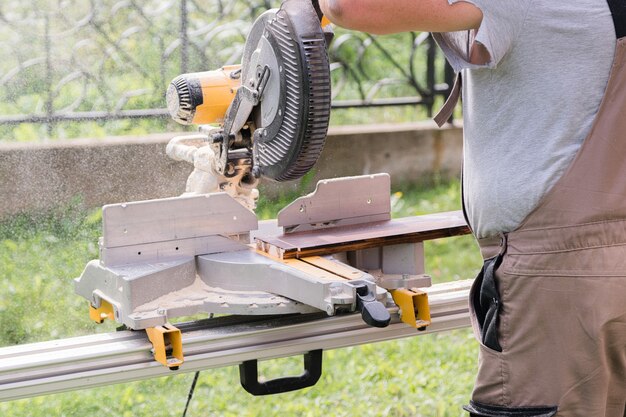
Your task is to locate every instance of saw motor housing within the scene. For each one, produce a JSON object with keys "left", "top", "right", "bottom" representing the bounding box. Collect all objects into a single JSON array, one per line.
[{"left": 166, "top": 65, "right": 240, "bottom": 125}]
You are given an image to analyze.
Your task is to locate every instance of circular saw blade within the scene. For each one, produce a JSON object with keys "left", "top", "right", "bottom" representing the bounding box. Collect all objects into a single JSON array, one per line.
[{"left": 242, "top": 0, "right": 331, "bottom": 182}]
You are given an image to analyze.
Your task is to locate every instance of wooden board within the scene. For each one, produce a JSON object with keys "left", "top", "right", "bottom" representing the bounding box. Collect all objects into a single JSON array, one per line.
[
  {"left": 300, "top": 256, "right": 368, "bottom": 280},
  {"left": 255, "top": 211, "right": 471, "bottom": 259},
  {"left": 253, "top": 250, "right": 349, "bottom": 282}
]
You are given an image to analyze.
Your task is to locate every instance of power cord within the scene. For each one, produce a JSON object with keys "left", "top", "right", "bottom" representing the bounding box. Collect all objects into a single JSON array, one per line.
[
  {"left": 181, "top": 313, "right": 214, "bottom": 417},
  {"left": 182, "top": 371, "right": 200, "bottom": 417}
]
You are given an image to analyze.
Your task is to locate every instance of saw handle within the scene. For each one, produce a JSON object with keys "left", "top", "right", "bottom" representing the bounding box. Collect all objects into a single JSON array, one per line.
[{"left": 239, "top": 350, "right": 323, "bottom": 395}]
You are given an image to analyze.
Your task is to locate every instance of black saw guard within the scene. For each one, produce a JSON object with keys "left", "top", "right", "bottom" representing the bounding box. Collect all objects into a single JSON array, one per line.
[{"left": 252, "top": 0, "right": 332, "bottom": 181}]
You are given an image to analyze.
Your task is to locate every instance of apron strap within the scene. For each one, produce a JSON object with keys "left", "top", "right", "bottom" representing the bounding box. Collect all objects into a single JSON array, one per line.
[
  {"left": 607, "top": 0, "right": 626, "bottom": 39},
  {"left": 433, "top": 71, "right": 462, "bottom": 127}
]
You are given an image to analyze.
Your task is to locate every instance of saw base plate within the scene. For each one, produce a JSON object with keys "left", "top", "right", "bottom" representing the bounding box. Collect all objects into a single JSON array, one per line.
[{"left": 75, "top": 175, "right": 471, "bottom": 331}]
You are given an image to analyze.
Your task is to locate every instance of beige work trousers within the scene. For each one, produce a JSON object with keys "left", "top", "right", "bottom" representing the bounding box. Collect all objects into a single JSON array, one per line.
[{"left": 464, "top": 38, "right": 626, "bottom": 417}]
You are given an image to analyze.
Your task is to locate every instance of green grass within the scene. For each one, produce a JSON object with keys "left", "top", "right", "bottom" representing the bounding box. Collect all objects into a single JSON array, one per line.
[{"left": 0, "top": 179, "right": 482, "bottom": 416}]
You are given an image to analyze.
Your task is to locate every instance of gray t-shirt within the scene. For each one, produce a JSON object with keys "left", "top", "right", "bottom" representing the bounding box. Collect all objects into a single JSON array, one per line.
[{"left": 433, "top": 0, "right": 615, "bottom": 238}]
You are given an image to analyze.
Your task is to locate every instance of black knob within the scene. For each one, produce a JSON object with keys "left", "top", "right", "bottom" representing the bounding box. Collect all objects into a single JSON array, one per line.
[{"left": 355, "top": 284, "right": 391, "bottom": 328}]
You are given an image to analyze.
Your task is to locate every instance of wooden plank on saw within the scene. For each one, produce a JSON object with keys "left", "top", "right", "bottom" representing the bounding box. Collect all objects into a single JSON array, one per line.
[{"left": 255, "top": 211, "right": 471, "bottom": 259}]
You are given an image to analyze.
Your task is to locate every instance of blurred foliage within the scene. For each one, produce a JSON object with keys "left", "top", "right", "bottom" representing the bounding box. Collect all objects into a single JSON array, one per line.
[
  {"left": 0, "top": 0, "right": 449, "bottom": 141},
  {"left": 0, "top": 178, "right": 482, "bottom": 416}
]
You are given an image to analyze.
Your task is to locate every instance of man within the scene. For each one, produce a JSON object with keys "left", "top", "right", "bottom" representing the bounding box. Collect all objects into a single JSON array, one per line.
[{"left": 319, "top": 1, "right": 626, "bottom": 416}]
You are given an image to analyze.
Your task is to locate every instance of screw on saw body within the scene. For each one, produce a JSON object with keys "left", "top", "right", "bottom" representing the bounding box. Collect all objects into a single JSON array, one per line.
[{"left": 229, "top": 68, "right": 242, "bottom": 79}]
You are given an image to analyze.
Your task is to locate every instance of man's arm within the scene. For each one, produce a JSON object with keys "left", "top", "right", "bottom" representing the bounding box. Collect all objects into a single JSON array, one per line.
[{"left": 319, "top": 0, "right": 482, "bottom": 35}]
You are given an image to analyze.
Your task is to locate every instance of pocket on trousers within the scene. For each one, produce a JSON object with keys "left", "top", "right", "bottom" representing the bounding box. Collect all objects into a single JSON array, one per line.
[{"left": 469, "top": 254, "right": 503, "bottom": 352}]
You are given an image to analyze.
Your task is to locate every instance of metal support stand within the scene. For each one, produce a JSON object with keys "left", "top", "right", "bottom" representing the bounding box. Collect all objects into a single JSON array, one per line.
[
  {"left": 391, "top": 288, "right": 431, "bottom": 330},
  {"left": 145, "top": 324, "right": 184, "bottom": 369},
  {"left": 239, "top": 350, "right": 323, "bottom": 396},
  {"left": 0, "top": 280, "right": 472, "bottom": 402}
]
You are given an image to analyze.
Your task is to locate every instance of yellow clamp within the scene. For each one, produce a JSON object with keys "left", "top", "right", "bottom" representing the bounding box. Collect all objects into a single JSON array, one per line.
[
  {"left": 391, "top": 288, "right": 431, "bottom": 330},
  {"left": 89, "top": 299, "right": 115, "bottom": 324},
  {"left": 146, "top": 324, "right": 184, "bottom": 369}
]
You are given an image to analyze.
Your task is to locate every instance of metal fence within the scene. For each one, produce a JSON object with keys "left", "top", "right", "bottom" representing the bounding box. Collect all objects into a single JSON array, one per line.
[{"left": 0, "top": 0, "right": 453, "bottom": 136}]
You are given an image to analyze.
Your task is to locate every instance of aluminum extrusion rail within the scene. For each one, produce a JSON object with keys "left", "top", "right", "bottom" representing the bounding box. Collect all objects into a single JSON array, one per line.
[{"left": 0, "top": 280, "right": 472, "bottom": 402}]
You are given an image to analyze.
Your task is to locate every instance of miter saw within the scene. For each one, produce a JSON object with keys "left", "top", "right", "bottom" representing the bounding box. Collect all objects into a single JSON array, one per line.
[
  {"left": 74, "top": 0, "right": 469, "bottom": 393},
  {"left": 164, "top": 0, "right": 333, "bottom": 210}
]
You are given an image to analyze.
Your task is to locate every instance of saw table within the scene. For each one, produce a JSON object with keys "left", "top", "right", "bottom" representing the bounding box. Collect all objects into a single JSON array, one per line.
[
  {"left": 1, "top": 173, "right": 473, "bottom": 400},
  {"left": 0, "top": 174, "right": 475, "bottom": 401}
]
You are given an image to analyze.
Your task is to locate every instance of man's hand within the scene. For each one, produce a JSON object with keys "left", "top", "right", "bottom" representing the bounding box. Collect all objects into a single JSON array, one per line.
[{"left": 319, "top": 0, "right": 482, "bottom": 35}]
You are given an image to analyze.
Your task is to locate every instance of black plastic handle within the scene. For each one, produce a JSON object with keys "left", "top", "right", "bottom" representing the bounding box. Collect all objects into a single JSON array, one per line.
[
  {"left": 239, "top": 350, "right": 323, "bottom": 396},
  {"left": 355, "top": 284, "right": 391, "bottom": 328}
]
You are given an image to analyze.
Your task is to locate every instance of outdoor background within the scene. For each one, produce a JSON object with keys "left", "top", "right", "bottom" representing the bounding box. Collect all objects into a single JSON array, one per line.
[
  {"left": 0, "top": 0, "right": 455, "bottom": 141},
  {"left": 0, "top": 1, "right": 481, "bottom": 416}
]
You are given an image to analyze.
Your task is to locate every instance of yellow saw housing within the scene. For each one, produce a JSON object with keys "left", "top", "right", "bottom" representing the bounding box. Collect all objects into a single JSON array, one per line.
[{"left": 166, "top": 65, "right": 241, "bottom": 125}]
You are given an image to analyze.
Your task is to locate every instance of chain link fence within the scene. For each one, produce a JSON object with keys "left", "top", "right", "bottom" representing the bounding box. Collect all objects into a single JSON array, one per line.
[{"left": 0, "top": 0, "right": 453, "bottom": 139}]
